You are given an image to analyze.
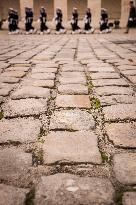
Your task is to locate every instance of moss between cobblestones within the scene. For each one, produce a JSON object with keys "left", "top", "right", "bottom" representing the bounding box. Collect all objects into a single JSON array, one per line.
[
  {"left": 25, "top": 186, "right": 35, "bottom": 205},
  {"left": 91, "top": 98, "right": 101, "bottom": 109},
  {"left": 101, "top": 151, "right": 109, "bottom": 163},
  {"left": 0, "top": 111, "right": 4, "bottom": 120}
]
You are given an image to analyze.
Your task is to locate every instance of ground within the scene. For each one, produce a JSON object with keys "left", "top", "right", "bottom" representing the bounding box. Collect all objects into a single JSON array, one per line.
[{"left": 0, "top": 29, "right": 136, "bottom": 205}]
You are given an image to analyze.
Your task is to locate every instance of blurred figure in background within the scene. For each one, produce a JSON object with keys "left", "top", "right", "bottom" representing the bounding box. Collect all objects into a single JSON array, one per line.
[
  {"left": 39, "top": 7, "right": 50, "bottom": 34},
  {"left": 125, "top": 1, "right": 136, "bottom": 33},
  {"left": 71, "top": 8, "right": 81, "bottom": 34},
  {"left": 54, "top": 8, "right": 66, "bottom": 34},
  {"left": 84, "top": 8, "right": 94, "bottom": 34},
  {"left": 100, "top": 8, "right": 111, "bottom": 34},
  {"left": 25, "top": 7, "right": 36, "bottom": 34}
]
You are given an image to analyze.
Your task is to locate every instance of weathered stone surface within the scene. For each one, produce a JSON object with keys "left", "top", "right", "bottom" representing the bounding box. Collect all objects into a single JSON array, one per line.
[
  {"left": 118, "top": 65, "right": 136, "bottom": 71},
  {"left": 113, "top": 153, "right": 136, "bottom": 185},
  {"left": 91, "top": 73, "right": 120, "bottom": 79},
  {"left": 50, "top": 110, "right": 95, "bottom": 131},
  {"left": 127, "top": 76, "right": 136, "bottom": 84},
  {"left": 22, "top": 79, "right": 54, "bottom": 88},
  {"left": 3, "top": 99, "right": 47, "bottom": 117},
  {"left": 58, "top": 84, "right": 88, "bottom": 95},
  {"left": 32, "top": 67, "right": 57, "bottom": 73},
  {"left": 0, "top": 96, "right": 4, "bottom": 104},
  {"left": 103, "top": 104, "right": 136, "bottom": 121},
  {"left": 1, "top": 71, "right": 26, "bottom": 78},
  {"left": 11, "top": 86, "right": 50, "bottom": 99},
  {"left": 0, "top": 118, "right": 41, "bottom": 143},
  {"left": 56, "top": 95, "right": 90, "bottom": 108},
  {"left": 0, "top": 77, "right": 20, "bottom": 83},
  {"left": 0, "top": 184, "right": 29, "bottom": 205},
  {"left": 121, "top": 70, "right": 136, "bottom": 76},
  {"left": 61, "top": 72, "right": 85, "bottom": 78},
  {"left": 99, "top": 95, "right": 136, "bottom": 106},
  {"left": 59, "top": 77, "right": 86, "bottom": 85},
  {"left": 7, "top": 66, "right": 30, "bottom": 72},
  {"left": 0, "top": 147, "right": 32, "bottom": 181},
  {"left": 95, "top": 86, "right": 133, "bottom": 96},
  {"left": 0, "top": 88, "right": 12, "bottom": 96},
  {"left": 35, "top": 173, "right": 115, "bottom": 205},
  {"left": 92, "top": 79, "right": 128, "bottom": 87},
  {"left": 43, "top": 131, "right": 101, "bottom": 164},
  {"left": 122, "top": 192, "right": 136, "bottom": 205},
  {"left": 30, "top": 73, "right": 55, "bottom": 80},
  {"left": 87, "top": 66, "right": 115, "bottom": 73},
  {"left": 61, "top": 66, "right": 84, "bottom": 72},
  {"left": 106, "top": 122, "right": 136, "bottom": 148}
]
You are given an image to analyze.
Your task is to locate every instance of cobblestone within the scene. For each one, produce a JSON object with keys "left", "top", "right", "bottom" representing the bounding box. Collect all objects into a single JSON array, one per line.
[{"left": 0, "top": 30, "right": 136, "bottom": 204}]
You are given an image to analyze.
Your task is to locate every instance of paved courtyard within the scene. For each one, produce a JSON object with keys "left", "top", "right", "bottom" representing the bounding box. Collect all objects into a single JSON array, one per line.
[{"left": 0, "top": 30, "right": 136, "bottom": 205}]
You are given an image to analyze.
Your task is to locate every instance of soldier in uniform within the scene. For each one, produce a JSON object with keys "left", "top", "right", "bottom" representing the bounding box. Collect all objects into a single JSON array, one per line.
[
  {"left": 71, "top": 8, "right": 81, "bottom": 34},
  {"left": 55, "top": 8, "right": 66, "bottom": 34},
  {"left": 14, "top": 10, "right": 20, "bottom": 33},
  {"left": 125, "top": 1, "right": 136, "bottom": 33},
  {"left": 39, "top": 7, "right": 50, "bottom": 34},
  {"left": 8, "top": 8, "right": 15, "bottom": 34},
  {"left": 100, "top": 8, "right": 111, "bottom": 33},
  {"left": 25, "top": 7, "right": 35, "bottom": 34},
  {"left": 84, "top": 8, "right": 94, "bottom": 34}
]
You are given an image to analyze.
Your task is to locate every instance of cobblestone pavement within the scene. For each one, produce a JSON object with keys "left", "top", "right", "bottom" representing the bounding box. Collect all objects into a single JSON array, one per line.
[{"left": 0, "top": 31, "right": 136, "bottom": 205}]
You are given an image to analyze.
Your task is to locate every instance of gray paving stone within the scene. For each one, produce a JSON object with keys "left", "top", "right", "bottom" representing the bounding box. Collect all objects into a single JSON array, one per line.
[
  {"left": 6, "top": 66, "right": 30, "bottom": 72},
  {"left": 99, "top": 95, "right": 136, "bottom": 106},
  {"left": 56, "top": 95, "right": 90, "bottom": 108},
  {"left": 61, "top": 66, "right": 84, "bottom": 72},
  {"left": 11, "top": 86, "right": 50, "bottom": 99},
  {"left": 35, "top": 173, "right": 115, "bottom": 205},
  {"left": 0, "top": 147, "right": 32, "bottom": 181},
  {"left": 32, "top": 67, "right": 57, "bottom": 73},
  {"left": 2, "top": 99, "right": 47, "bottom": 117},
  {"left": 87, "top": 66, "right": 115, "bottom": 73},
  {"left": 103, "top": 104, "right": 136, "bottom": 121},
  {"left": 127, "top": 76, "right": 136, "bottom": 84},
  {"left": 113, "top": 153, "right": 136, "bottom": 185},
  {"left": 0, "top": 184, "right": 29, "bottom": 205},
  {"left": 1, "top": 71, "right": 26, "bottom": 78},
  {"left": 0, "top": 76, "right": 20, "bottom": 83},
  {"left": 0, "top": 88, "right": 12, "bottom": 96},
  {"left": 43, "top": 131, "right": 101, "bottom": 164},
  {"left": 92, "top": 79, "right": 128, "bottom": 87},
  {"left": 0, "top": 118, "right": 41, "bottom": 143},
  {"left": 122, "top": 192, "right": 136, "bottom": 205},
  {"left": 91, "top": 73, "right": 120, "bottom": 80},
  {"left": 58, "top": 84, "right": 88, "bottom": 95},
  {"left": 61, "top": 72, "right": 85, "bottom": 78},
  {"left": 50, "top": 110, "right": 95, "bottom": 131},
  {"left": 30, "top": 73, "right": 55, "bottom": 80},
  {"left": 59, "top": 77, "right": 86, "bottom": 85},
  {"left": 95, "top": 86, "right": 134, "bottom": 96},
  {"left": 105, "top": 122, "right": 136, "bottom": 148},
  {"left": 121, "top": 70, "right": 136, "bottom": 76},
  {"left": 118, "top": 65, "right": 136, "bottom": 71},
  {"left": 22, "top": 79, "right": 54, "bottom": 88}
]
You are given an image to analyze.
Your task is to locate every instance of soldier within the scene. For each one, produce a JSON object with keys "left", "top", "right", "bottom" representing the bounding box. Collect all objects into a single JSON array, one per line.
[
  {"left": 8, "top": 8, "right": 14, "bottom": 34},
  {"left": 25, "top": 7, "right": 35, "bottom": 34},
  {"left": 100, "top": 8, "right": 111, "bottom": 33},
  {"left": 39, "top": 7, "right": 50, "bottom": 34},
  {"left": 84, "top": 8, "right": 94, "bottom": 34},
  {"left": 55, "top": 8, "right": 66, "bottom": 34},
  {"left": 14, "top": 10, "right": 20, "bottom": 34},
  {"left": 71, "top": 8, "right": 81, "bottom": 34},
  {"left": 125, "top": 1, "right": 136, "bottom": 33}
]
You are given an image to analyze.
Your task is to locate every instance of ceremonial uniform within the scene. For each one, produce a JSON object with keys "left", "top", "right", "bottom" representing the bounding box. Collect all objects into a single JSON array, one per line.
[
  {"left": 71, "top": 8, "right": 80, "bottom": 32},
  {"left": 25, "top": 7, "right": 35, "bottom": 33},
  {"left": 40, "top": 8, "right": 48, "bottom": 31},
  {"left": 100, "top": 8, "right": 111, "bottom": 33}
]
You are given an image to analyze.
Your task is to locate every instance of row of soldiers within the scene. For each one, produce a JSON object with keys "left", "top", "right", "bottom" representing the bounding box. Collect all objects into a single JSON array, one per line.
[{"left": 8, "top": 7, "right": 111, "bottom": 35}]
